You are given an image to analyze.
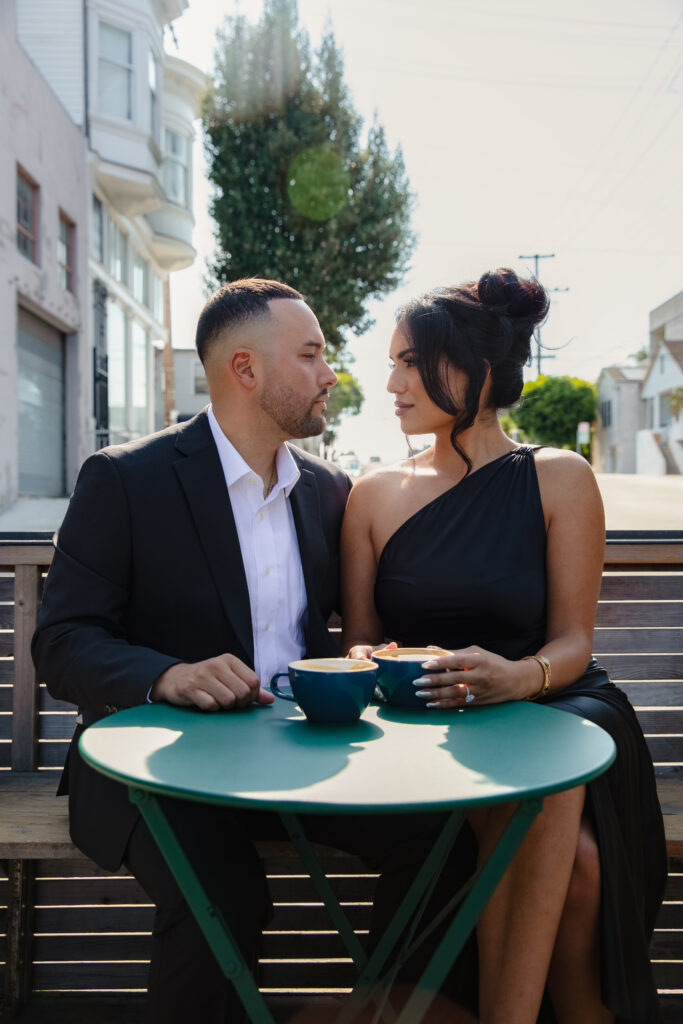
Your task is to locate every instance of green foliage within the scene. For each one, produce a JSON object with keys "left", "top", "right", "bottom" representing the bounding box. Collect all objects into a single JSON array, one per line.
[
  {"left": 323, "top": 370, "right": 364, "bottom": 447},
  {"left": 509, "top": 375, "right": 597, "bottom": 449},
  {"left": 630, "top": 346, "right": 649, "bottom": 364},
  {"left": 202, "top": 0, "right": 416, "bottom": 363},
  {"left": 670, "top": 386, "right": 683, "bottom": 419}
]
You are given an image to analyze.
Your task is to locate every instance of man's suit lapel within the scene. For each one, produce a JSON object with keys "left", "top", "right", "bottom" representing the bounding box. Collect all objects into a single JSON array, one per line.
[
  {"left": 173, "top": 413, "right": 254, "bottom": 666},
  {"left": 289, "top": 453, "right": 330, "bottom": 650}
]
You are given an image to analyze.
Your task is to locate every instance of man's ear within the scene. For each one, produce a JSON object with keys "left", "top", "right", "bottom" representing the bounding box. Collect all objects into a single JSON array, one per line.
[{"left": 231, "top": 348, "right": 258, "bottom": 390}]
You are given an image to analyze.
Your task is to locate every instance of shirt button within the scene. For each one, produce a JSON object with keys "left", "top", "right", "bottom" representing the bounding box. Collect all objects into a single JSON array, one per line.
[
  {"left": 264, "top": 623, "right": 270, "bottom": 631},
  {"left": 258, "top": 512, "right": 264, "bottom": 521},
  {"left": 264, "top": 567, "right": 271, "bottom": 576},
  {"left": 249, "top": 475, "right": 256, "bottom": 484}
]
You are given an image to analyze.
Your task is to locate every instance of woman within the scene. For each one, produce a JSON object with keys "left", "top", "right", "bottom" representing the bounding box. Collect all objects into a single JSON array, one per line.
[{"left": 341, "top": 269, "right": 666, "bottom": 1024}]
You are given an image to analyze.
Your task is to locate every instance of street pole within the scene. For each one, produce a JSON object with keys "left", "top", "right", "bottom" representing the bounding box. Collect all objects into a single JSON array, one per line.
[{"left": 518, "top": 253, "right": 555, "bottom": 375}]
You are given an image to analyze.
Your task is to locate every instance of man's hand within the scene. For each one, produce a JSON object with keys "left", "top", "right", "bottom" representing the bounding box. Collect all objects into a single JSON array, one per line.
[{"left": 150, "top": 654, "right": 275, "bottom": 711}]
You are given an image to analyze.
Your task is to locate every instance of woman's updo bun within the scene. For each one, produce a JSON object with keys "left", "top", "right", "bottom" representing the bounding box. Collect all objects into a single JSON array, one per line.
[
  {"left": 395, "top": 267, "right": 550, "bottom": 473},
  {"left": 477, "top": 268, "right": 549, "bottom": 325}
]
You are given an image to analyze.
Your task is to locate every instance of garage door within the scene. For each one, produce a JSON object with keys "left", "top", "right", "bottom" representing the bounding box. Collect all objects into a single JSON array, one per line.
[{"left": 17, "top": 307, "right": 66, "bottom": 496}]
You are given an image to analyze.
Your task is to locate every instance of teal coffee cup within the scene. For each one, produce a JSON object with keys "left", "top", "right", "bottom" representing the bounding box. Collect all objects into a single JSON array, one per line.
[
  {"left": 270, "top": 658, "right": 378, "bottom": 724},
  {"left": 372, "top": 647, "right": 449, "bottom": 709}
]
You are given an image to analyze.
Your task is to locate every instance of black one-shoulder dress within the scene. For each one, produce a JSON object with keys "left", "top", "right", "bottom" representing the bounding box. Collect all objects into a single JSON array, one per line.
[{"left": 374, "top": 445, "right": 667, "bottom": 1024}]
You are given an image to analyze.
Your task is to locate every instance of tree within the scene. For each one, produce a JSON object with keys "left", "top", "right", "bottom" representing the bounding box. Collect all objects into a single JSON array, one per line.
[
  {"left": 509, "top": 375, "right": 597, "bottom": 449},
  {"left": 202, "top": 0, "right": 416, "bottom": 363},
  {"left": 670, "top": 386, "right": 683, "bottom": 420}
]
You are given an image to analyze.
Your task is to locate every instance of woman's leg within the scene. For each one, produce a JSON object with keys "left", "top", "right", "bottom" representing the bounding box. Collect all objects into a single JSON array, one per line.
[
  {"left": 546, "top": 819, "right": 613, "bottom": 1024},
  {"left": 470, "top": 786, "right": 586, "bottom": 1024}
]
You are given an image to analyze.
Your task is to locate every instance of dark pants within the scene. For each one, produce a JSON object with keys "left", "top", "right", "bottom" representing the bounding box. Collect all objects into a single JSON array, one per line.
[{"left": 123, "top": 798, "right": 477, "bottom": 1024}]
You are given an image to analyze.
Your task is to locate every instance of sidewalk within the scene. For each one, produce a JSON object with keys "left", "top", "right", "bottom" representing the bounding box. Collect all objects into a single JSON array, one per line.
[{"left": 0, "top": 474, "right": 681, "bottom": 535}]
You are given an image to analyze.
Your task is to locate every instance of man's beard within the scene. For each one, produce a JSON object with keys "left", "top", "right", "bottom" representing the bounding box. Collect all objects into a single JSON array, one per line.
[{"left": 259, "top": 382, "right": 327, "bottom": 438}]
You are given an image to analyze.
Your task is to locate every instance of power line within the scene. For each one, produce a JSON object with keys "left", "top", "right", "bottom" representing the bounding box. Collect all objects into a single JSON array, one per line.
[{"left": 518, "top": 254, "right": 570, "bottom": 375}]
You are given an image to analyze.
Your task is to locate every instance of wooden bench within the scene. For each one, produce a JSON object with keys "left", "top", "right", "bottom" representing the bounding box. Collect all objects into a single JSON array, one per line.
[{"left": 1, "top": 532, "right": 683, "bottom": 1020}]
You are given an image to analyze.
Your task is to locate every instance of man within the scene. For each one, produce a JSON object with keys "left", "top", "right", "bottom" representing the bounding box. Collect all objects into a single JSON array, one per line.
[
  {"left": 32, "top": 279, "right": 466, "bottom": 1022},
  {"left": 32, "top": 279, "right": 354, "bottom": 1021}
]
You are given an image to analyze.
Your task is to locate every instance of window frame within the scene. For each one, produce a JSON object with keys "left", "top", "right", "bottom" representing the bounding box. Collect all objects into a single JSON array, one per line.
[
  {"left": 58, "top": 210, "right": 76, "bottom": 293},
  {"left": 98, "top": 20, "right": 134, "bottom": 122},
  {"left": 163, "top": 127, "right": 190, "bottom": 208},
  {"left": 17, "top": 166, "right": 39, "bottom": 264}
]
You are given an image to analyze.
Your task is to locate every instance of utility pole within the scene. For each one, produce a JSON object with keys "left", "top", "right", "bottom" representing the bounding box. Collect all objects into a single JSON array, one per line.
[{"left": 518, "top": 253, "right": 567, "bottom": 376}]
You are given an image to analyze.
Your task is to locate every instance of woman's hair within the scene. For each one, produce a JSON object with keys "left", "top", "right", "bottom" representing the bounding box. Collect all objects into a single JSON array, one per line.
[{"left": 396, "top": 267, "right": 549, "bottom": 472}]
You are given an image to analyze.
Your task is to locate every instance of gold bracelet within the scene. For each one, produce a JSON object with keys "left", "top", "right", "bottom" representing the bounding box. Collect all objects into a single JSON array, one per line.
[{"left": 521, "top": 655, "right": 551, "bottom": 701}]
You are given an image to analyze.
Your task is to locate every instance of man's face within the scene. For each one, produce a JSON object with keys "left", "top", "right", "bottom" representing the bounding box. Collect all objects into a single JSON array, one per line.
[{"left": 258, "top": 300, "right": 338, "bottom": 439}]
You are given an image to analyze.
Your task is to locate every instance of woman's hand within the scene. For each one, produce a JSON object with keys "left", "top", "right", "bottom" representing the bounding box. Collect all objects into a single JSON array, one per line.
[
  {"left": 347, "top": 641, "right": 397, "bottom": 661},
  {"left": 413, "top": 646, "right": 537, "bottom": 708}
]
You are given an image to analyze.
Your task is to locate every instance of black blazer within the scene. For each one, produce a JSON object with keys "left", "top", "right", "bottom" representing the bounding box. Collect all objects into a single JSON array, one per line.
[{"left": 32, "top": 411, "right": 351, "bottom": 869}]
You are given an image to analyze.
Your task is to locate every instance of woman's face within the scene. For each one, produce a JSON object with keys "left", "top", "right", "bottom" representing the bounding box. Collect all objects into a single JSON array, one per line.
[{"left": 387, "top": 325, "right": 466, "bottom": 436}]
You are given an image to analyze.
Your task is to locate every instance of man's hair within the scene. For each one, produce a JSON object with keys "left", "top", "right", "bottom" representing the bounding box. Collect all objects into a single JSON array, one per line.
[{"left": 195, "top": 278, "right": 304, "bottom": 364}]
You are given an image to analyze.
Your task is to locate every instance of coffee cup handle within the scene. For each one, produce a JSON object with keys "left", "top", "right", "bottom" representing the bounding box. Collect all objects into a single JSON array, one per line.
[{"left": 270, "top": 673, "right": 296, "bottom": 701}]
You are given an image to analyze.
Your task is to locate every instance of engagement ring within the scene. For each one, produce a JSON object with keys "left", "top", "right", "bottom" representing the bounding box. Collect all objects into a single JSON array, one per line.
[{"left": 465, "top": 686, "right": 475, "bottom": 704}]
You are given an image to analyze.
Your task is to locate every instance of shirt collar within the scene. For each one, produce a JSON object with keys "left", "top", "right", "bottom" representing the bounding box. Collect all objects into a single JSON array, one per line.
[{"left": 207, "top": 404, "right": 300, "bottom": 499}]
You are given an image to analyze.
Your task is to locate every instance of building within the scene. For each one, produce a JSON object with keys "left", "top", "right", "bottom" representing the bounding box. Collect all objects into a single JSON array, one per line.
[
  {"left": 593, "top": 365, "right": 646, "bottom": 474},
  {"left": 0, "top": 0, "right": 90, "bottom": 507},
  {"left": 1, "top": 0, "right": 206, "bottom": 512},
  {"left": 637, "top": 338, "right": 683, "bottom": 475},
  {"left": 173, "top": 347, "right": 208, "bottom": 421}
]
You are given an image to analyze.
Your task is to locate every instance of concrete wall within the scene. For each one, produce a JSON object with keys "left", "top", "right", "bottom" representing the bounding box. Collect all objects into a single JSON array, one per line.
[
  {"left": 16, "top": 0, "right": 84, "bottom": 126},
  {"left": 173, "top": 348, "right": 207, "bottom": 418},
  {"left": 636, "top": 430, "right": 667, "bottom": 475},
  {"left": 0, "top": 0, "right": 90, "bottom": 509}
]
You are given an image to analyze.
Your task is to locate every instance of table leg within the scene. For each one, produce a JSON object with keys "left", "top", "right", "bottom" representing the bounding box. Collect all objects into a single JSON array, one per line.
[
  {"left": 395, "top": 795, "right": 544, "bottom": 1024},
  {"left": 129, "top": 788, "right": 277, "bottom": 1024},
  {"left": 335, "top": 809, "right": 467, "bottom": 1024}
]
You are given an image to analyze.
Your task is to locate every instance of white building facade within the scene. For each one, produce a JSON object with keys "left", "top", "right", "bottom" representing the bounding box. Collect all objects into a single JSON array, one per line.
[
  {"left": 0, "top": 0, "right": 90, "bottom": 508},
  {"left": 593, "top": 366, "right": 646, "bottom": 474},
  {"left": 6, "top": 0, "right": 205, "bottom": 512}
]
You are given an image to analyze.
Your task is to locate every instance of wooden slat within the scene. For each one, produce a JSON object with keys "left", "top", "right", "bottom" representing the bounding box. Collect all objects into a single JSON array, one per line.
[
  {"left": 36, "top": 741, "right": 71, "bottom": 768},
  {"left": 638, "top": 710, "right": 683, "bottom": 733},
  {"left": 35, "top": 906, "right": 155, "bottom": 933},
  {"left": 0, "top": 713, "right": 11, "bottom": 740},
  {"left": 0, "top": 545, "right": 53, "bottom": 568},
  {"left": 32, "top": 963, "right": 148, "bottom": 989},
  {"left": 595, "top": 602, "right": 683, "bottom": 627},
  {"left": 0, "top": 630, "right": 13, "bottom": 656},
  {"left": 0, "top": 661, "right": 13, "bottom": 684},
  {"left": 599, "top": 576, "right": 683, "bottom": 600},
  {"left": 0, "top": 606, "right": 13, "bottom": 628},
  {"left": 604, "top": 542, "right": 683, "bottom": 568},
  {"left": 0, "top": 579, "right": 14, "bottom": 600},
  {"left": 651, "top": 931, "right": 683, "bottom": 957},
  {"left": 0, "top": 774, "right": 73, "bottom": 858},
  {"left": 12, "top": 565, "right": 40, "bottom": 771},
  {"left": 39, "top": 688, "right": 77, "bottom": 712},
  {"left": 38, "top": 713, "right": 78, "bottom": 740},
  {"left": 621, "top": 682, "right": 683, "bottom": 705},
  {"left": 653, "top": 961, "right": 683, "bottom": 988},
  {"left": 656, "top": 903, "right": 683, "bottom": 929},
  {"left": 649, "top": 737, "right": 683, "bottom": 762},
  {"left": 593, "top": 629, "right": 683, "bottom": 654},
  {"left": 595, "top": 655, "right": 683, "bottom": 680}
]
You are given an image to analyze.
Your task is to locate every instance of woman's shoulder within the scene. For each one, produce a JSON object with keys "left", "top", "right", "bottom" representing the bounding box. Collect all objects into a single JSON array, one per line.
[
  {"left": 531, "top": 446, "right": 601, "bottom": 501},
  {"left": 345, "top": 458, "right": 417, "bottom": 510}
]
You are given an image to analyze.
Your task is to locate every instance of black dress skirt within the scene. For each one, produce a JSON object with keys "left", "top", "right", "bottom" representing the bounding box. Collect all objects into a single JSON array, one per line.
[{"left": 374, "top": 445, "right": 667, "bottom": 1024}]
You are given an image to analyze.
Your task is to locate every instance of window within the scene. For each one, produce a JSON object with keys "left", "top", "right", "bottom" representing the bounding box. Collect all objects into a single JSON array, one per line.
[
  {"left": 151, "top": 271, "right": 164, "bottom": 323},
  {"left": 600, "top": 400, "right": 611, "bottom": 428},
  {"left": 57, "top": 212, "right": 75, "bottom": 292},
  {"left": 131, "top": 320, "right": 148, "bottom": 434},
  {"left": 108, "top": 218, "right": 127, "bottom": 284},
  {"left": 17, "top": 168, "right": 38, "bottom": 263},
  {"left": 98, "top": 22, "right": 132, "bottom": 120},
  {"left": 148, "top": 50, "right": 159, "bottom": 141},
  {"left": 107, "top": 298, "right": 126, "bottom": 438},
  {"left": 163, "top": 128, "right": 189, "bottom": 207},
  {"left": 91, "top": 195, "right": 104, "bottom": 263},
  {"left": 661, "top": 393, "right": 672, "bottom": 428},
  {"left": 194, "top": 362, "right": 209, "bottom": 395},
  {"left": 132, "top": 250, "right": 148, "bottom": 306}
]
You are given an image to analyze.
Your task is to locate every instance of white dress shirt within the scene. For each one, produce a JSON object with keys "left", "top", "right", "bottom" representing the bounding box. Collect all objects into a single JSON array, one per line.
[{"left": 207, "top": 405, "right": 307, "bottom": 687}]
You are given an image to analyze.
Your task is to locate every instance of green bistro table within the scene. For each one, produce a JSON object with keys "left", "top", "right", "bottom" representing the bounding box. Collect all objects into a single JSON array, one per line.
[{"left": 79, "top": 698, "right": 615, "bottom": 1024}]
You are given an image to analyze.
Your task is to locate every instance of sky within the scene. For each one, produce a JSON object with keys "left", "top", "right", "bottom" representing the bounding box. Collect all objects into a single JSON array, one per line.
[{"left": 168, "top": 0, "right": 683, "bottom": 462}]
